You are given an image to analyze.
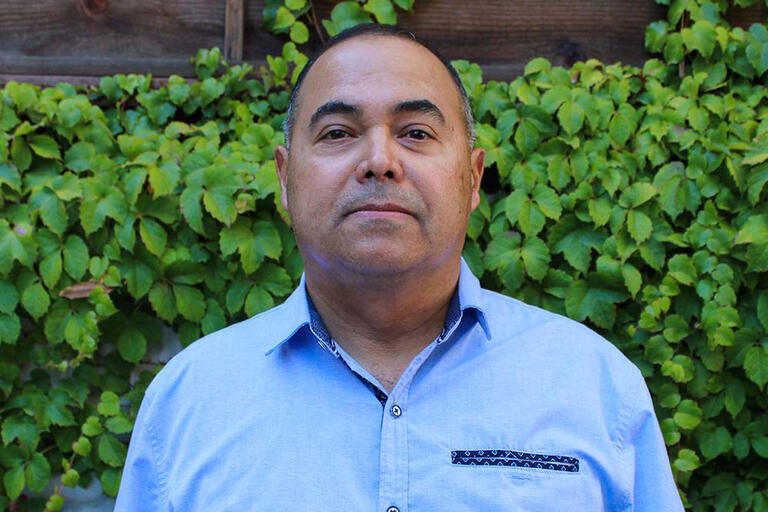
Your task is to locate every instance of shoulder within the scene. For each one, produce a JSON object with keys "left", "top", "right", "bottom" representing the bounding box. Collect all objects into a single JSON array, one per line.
[
  {"left": 143, "top": 299, "right": 301, "bottom": 400},
  {"left": 479, "top": 287, "right": 643, "bottom": 388}
]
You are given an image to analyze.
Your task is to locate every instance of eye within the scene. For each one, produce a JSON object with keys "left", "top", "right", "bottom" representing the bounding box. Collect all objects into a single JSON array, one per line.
[
  {"left": 404, "top": 128, "right": 431, "bottom": 140},
  {"left": 321, "top": 129, "right": 350, "bottom": 140}
]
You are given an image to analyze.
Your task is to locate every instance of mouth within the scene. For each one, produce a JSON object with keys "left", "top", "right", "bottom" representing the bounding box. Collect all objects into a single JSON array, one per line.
[{"left": 347, "top": 203, "right": 415, "bottom": 218}]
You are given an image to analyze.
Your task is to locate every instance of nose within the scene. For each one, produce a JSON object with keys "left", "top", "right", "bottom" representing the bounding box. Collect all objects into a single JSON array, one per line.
[{"left": 355, "top": 128, "right": 404, "bottom": 183}]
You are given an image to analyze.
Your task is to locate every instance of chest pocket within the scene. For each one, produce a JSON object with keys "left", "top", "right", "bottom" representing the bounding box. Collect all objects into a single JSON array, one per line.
[{"left": 451, "top": 449, "right": 579, "bottom": 473}]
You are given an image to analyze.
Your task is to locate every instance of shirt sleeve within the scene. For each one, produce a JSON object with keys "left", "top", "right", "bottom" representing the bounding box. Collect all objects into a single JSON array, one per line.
[
  {"left": 114, "top": 389, "right": 169, "bottom": 511},
  {"left": 621, "top": 374, "right": 685, "bottom": 511}
]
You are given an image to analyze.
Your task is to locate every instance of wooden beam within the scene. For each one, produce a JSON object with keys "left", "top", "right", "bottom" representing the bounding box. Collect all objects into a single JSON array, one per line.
[{"left": 225, "top": 0, "right": 244, "bottom": 63}]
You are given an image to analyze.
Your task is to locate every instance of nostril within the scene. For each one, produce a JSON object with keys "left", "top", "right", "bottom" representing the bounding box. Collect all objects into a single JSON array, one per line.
[
  {"left": 384, "top": 170, "right": 394, "bottom": 179},
  {"left": 365, "top": 170, "right": 375, "bottom": 179}
]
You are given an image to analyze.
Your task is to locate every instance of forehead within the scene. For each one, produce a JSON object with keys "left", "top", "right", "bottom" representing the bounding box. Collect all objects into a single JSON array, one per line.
[{"left": 296, "top": 35, "right": 463, "bottom": 123}]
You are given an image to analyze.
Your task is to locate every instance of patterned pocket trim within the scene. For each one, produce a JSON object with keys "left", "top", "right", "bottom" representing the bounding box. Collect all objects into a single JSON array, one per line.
[{"left": 451, "top": 449, "right": 579, "bottom": 473}]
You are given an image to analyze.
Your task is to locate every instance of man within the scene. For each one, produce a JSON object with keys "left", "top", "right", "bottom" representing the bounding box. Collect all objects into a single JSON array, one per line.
[{"left": 115, "top": 25, "right": 683, "bottom": 511}]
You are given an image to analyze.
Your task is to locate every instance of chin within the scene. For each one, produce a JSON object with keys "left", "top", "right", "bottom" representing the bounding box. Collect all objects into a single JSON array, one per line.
[{"left": 337, "top": 249, "right": 423, "bottom": 277}]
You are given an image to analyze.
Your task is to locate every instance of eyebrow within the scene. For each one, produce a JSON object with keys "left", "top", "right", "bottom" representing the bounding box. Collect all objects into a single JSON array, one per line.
[
  {"left": 308, "top": 98, "right": 446, "bottom": 131},
  {"left": 393, "top": 99, "right": 445, "bottom": 125},
  {"left": 309, "top": 101, "right": 361, "bottom": 129}
]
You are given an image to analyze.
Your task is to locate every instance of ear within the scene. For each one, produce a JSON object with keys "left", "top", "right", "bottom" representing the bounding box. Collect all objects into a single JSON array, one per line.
[
  {"left": 469, "top": 147, "right": 485, "bottom": 212},
  {"left": 274, "top": 145, "right": 290, "bottom": 215}
]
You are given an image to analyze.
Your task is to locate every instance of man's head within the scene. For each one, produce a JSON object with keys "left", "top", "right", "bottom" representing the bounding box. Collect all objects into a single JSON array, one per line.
[
  {"left": 274, "top": 26, "right": 485, "bottom": 279},
  {"left": 282, "top": 24, "right": 476, "bottom": 151}
]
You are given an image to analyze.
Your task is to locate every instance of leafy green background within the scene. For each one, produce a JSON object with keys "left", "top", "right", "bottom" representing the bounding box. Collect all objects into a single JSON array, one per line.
[{"left": 1, "top": 0, "right": 768, "bottom": 509}]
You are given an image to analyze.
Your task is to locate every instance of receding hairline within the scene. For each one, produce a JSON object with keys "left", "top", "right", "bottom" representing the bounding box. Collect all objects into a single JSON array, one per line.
[{"left": 282, "top": 29, "right": 476, "bottom": 151}]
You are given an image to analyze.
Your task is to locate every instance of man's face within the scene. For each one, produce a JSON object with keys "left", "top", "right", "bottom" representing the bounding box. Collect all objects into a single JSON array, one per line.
[{"left": 275, "top": 35, "right": 485, "bottom": 277}]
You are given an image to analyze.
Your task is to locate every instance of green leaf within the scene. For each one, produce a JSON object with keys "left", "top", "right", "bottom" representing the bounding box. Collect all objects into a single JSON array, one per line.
[
  {"left": 609, "top": 112, "right": 631, "bottom": 146},
  {"left": 646, "top": 20, "right": 669, "bottom": 53},
  {"left": 29, "top": 189, "right": 67, "bottom": 235},
  {"left": 149, "top": 282, "right": 177, "bottom": 323},
  {"left": 245, "top": 285, "right": 273, "bottom": 317},
  {"left": 325, "top": 1, "right": 372, "bottom": 36},
  {"left": 122, "top": 257, "right": 154, "bottom": 299},
  {"left": 27, "top": 134, "right": 61, "bottom": 160},
  {"left": 0, "top": 163, "right": 22, "bottom": 192},
  {"left": 550, "top": 216, "right": 605, "bottom": 273},
  {"left": 180, "top": 187, "right": 204, "bottom": 234},
  {"left": 97, "top": 433, "right": 127, "bottom": 467},
  {"left": 117, "top": 326, "right": 147, "bottom": 363},
  {"left": 97, "top": 391, "right": 120, "bottom": 417},
  {"left": 626, "top": 209, "right": 653, "bottom": 243},
  {"left": 202, "top": 169, "right": 239, "bottom": 226},
  {"left": 63, "top": 235, "right": 89, "bottom": 280},
  {"left": 668, "top": 254, "right": 697, "bottom": 286},
  {"left": 674, "top": 399, "right": 703, "bottom": 429},
  {"left": 73, "top": 436, "right": 92, "bottom": 456},
  {"left": 724, "top": 381, "right": 746, "bottom": 417},
  {"left": 364, "top": 0, "right": 397, "bottom": 24},
  {"left": 674, "top": 449, "right": 701, "bottom": 472},
  {"left": 2, "top": 414, "right": 40, "bottom": 450},
  {"left": 619, "top": 182, "right": 657, "bottom": 209},
  {"left": 621, "top": 263, "right": 642, "bottom": 298},
  {"left": 662, "top": 354, "right": 695, "bottom": 383},
  {"left": 81, "top": 416, "right": 103, "bottom": 437},
  {"left": 45, "top": 389, "right": 76, "bottom": 426},
  {"left": 565, "top": 278, "right": 626, "bottom": 329},
  {"left": 744, "top": 346, "right": 768, "bottom": 389},
  {"left": 735, "top": 215, "right": 768, "bottom": 245},
  {"left": 0, "top": 281, "right": 19, "bottom": 314},
  {"left": 21, "top": 282, "right": 50, "bottom": 320},
  {"left": 747, "top": 163, "right": 768, "bottom": 205},
  {"left": 0, "top": 312, "right": 21, "bottom": 344},
  {"left": 10, "top": 137, "right": 31, "bottom": 171},
  {"left": 3, "top": 465, "right": 24, "bottom": 500},
  {"left": 757, "top": 290, "right": 768, "bottom": 331},
  {"left": 289, "top": 21, "right": 310, "bottom": 44},
  {"left": 64, "top": 141, "right": 96, "bottom": 173},
  {"left": 105, "top": 415, "right": 133, "bottom": 434},
  {"left": 519, "top": 236, "right": 550, "bottom": 282},
  {"left": 139, "top": 218, "right": 167, "bottom": 257},
  {"left": 148, "top": 163, "right": 180, "bottom": 198},
  {"left": 700, "top": 427, "right": 732, "bottom": 460},
  {"left": 274, "top": 6, "right": 296, "bottom": 30},
  {"left": 100, "top": 467, "right": 122, "bottom": 497},
  {"left": 61, "top": 468, "right": 79, "bottom": 488},
  {"left": 533, "top": 184, "right": 562, "bottom": 220},
  {"left": 174, "top": 284, "right": 206, "bottom": 322},
  {"left": 201, "top": 298, "right": 227, "bottom": 335},
  {"left": 753, "top": 436, "right": 768, "bottom": 457},
  {"left": 24, "top": 452, "right": 51, "bottom": 493},
  {"left": 0, "top": 220, "right": 36, "bottom": 272},
  {"left": 513, "top": 119, "right": 539, "bottom": 155},
  {"left": 546, "top": 155, "right": 571, "bottom": 191},
  {"left": 682, "top": 20, "right": 716, "bottom": 57},
  {"left": 557, "top": 101, "right": 585, "bottom": 136},
  {"left": 285, "top": 0, "right": 306, "bottom": 8}
]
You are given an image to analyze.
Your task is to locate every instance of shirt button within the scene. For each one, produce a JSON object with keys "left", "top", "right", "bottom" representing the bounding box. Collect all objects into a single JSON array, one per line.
[
  {"left": 387, "top": 507, "right": 400, "bottom": 512},
  {"left": 390, "top": 405, "right": 402, "bottom": 418}
]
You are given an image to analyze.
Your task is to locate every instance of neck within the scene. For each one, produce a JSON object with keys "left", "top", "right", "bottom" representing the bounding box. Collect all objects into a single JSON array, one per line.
[{"left": 305, "top": 258, "right": 461, "bottom": 392}]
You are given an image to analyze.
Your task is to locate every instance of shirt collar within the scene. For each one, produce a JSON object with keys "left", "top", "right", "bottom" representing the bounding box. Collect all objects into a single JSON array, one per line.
[{"left": 264, "top": 257, "right": 491, "bottom": 356}]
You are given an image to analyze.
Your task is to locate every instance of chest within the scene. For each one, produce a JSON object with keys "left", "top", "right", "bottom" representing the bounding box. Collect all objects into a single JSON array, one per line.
[{"left": 160, "top": 366, "right": 625, "bottom": 511}]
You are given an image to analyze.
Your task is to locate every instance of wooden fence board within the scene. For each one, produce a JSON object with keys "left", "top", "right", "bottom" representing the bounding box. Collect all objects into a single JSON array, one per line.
[{"left": 1, "top": 0, "right": 766, "bottom": 85}]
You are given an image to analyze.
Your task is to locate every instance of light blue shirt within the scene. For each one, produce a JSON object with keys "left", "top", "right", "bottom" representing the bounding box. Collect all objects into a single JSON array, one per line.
[{"left": 115, "top": 260, "right": 683, "bottom": 511}]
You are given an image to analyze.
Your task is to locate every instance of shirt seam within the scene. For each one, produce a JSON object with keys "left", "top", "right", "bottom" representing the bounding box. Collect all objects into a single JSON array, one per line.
[
  {"left": 144, "top": 414, "right": 172, "bottom": 510},
  {"left": 613, "top": 371, "right": 643, "bottom": 509}
]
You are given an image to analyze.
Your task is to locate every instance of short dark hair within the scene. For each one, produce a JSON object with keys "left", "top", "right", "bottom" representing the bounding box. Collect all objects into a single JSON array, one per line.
[{"left": 281, "top": 24, "right": 475, "bottom": 150}]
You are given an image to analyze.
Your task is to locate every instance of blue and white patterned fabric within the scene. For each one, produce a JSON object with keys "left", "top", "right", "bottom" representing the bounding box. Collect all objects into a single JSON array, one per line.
[{"left": 115, "top": 259, "right": 683, "bottom": 511}]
